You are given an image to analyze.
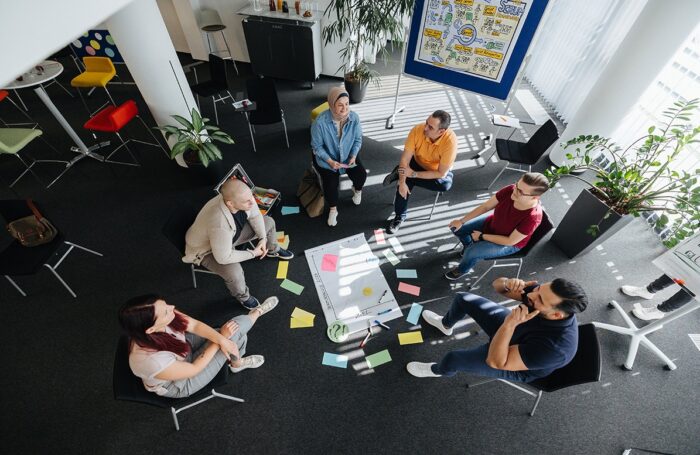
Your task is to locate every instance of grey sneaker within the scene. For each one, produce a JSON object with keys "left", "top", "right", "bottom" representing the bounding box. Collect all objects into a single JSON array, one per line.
[
  {"left": 620, "top": 285, "right": 655, "bottom": 300},
  {"left": 406, "top": 362, "right": 441, "bottom": 378},
  {"left": 382, "top": 165, "right": 399, "bottom": 186},
  {"left": 253, "top": 296, "right": 279, "bottom": 316},
  {"left": 229, "top": 355, "right": 265, "bottom": 373},
  {"left": 422, "top": 310, "right": 453, "bottom": 336}
]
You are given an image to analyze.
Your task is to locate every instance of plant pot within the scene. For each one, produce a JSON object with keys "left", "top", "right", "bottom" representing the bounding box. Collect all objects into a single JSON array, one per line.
[
  {"left": 344, "top": 75, "right": 368, "bottom": 104},
  {"left": 550, "top": 188, "right": 634, "bottom": 258},
  {"left": 181, "top": 150, "right": 227, "bottom": 184}
]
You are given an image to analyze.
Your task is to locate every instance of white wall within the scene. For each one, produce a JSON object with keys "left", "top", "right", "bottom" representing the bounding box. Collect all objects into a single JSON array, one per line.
[
  {"left": 0, "top": 0, "right": 135, "bottom": 86},
  {"left": 157, "top": 0, "right": 191, "bottom": 53}
]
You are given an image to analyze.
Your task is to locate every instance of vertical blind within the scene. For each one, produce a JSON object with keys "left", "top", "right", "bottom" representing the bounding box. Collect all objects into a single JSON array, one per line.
[{"left": 524, "top": 0, "right": 646, "bottom": 123}]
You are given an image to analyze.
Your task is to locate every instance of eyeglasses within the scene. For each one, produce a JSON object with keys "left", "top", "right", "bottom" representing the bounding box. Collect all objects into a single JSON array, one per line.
[{"left": 514, "top": 183, "right": 537, "bottom": 197}]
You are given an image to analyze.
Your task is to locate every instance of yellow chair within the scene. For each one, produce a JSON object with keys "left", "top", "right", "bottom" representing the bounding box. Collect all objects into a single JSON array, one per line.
[
  {"left": 310, "top": 101, "right": 329, "bottom": 122},
  {"left": 71, "top": 57, "right": 117, "bottom": 114}
]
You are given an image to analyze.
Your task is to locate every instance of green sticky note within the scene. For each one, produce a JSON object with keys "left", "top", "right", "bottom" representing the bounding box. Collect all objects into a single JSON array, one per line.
[
  {"left": 281, "top": 279, "right": 304, "bottom": 295},
  {"left": 365, "top": 349, "right": 392, "bottom": 369}
]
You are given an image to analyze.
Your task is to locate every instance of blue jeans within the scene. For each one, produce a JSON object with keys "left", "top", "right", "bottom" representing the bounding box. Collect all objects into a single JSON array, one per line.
[
  {"left": 452, "top": 214, "right": 520, "bottom": 273},
  {"left": 431, "top": 293, "right": 529, "bottom": 382},
  {"left": 394, "top": 158, "right": 453, "bottom": 220}
]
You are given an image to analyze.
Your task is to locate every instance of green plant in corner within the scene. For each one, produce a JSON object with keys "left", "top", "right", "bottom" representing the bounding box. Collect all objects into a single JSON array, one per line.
[
  {"left": 322, "top": 0, "right": 415, "bottom": 89},
  {"left": 157, "top": 108, "right": 234, "bottom": 167},
  {"left": 545, "top": 98, "right": 700, "bottom": 247}
]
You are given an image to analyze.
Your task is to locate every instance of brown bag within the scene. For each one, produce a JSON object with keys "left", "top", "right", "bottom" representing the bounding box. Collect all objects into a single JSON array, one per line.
[
  {"left": 7, "top": 200, "right": 58, "bottom": 247},
  {"left": 296, "top": 168, "right": 325, "bottom": 218}
]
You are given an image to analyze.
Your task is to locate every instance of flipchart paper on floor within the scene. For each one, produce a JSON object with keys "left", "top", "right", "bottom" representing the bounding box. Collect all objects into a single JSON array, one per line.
[{"left": 305, "top": 233, "right": 401, "bottom": 334}]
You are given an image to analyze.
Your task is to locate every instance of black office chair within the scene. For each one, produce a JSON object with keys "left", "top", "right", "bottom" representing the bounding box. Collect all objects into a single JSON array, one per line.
[
  {"left": 466, "top": 323, "right": 602, "bottom": 416},
  {"left": 245, "top": 76, "right": 289, "bottom": 152},
  {"left": 113, "top": 336, "right": 243, "bottom": 431},
  {"left": 190, "top": 54, "right": 234, "bottom": 125},
  {"left": 0, "top": 200, "right": 102, "bottom": 298},
  {"left": 486, "top": 119, "right": 559, "bottom": 189},
  {"left": 458, "top": 209, "right": 553, "bottom": 291},
  {"left": 162, "top": 203, "right": 216, "bottom": 289}
]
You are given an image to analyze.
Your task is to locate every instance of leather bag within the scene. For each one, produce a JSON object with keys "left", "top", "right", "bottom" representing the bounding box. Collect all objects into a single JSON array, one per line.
[
  {"left": 7, "top": 200, "right": 58, "bottom": 247},
  {"left": 296, "top": 168, "right": 325, "bottom": 218}
]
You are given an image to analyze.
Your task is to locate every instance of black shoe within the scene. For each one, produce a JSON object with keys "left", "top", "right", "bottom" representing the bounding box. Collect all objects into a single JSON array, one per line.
[
  {"left": 382, "top": 165, "right": 400, "bottom": 186},
  {"left": 386, "top": 218, "right": 404, "bottom": 234},
  {"left": 266, "top": 248, "right": 294, "bottom": 260},
  {"left": 240, "top": 296, "right": 260, "bottom": 309},
  {"left": 444, "top": 268, "right": 468, "bottom": 281}
]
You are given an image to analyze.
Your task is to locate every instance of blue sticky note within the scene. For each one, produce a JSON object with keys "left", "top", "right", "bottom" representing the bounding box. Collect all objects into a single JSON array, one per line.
[
  {"left": 406, "top": 303, "right": 423, "bottom": 325},
  {"left": 396, "top": 269, "right": 418, "bottom": 279},
  {"left": 281, "top": 206, "right": 300, "bottom": 215},
  {"left": 322, "top": 352, "right": 348, "bottom": 369}
]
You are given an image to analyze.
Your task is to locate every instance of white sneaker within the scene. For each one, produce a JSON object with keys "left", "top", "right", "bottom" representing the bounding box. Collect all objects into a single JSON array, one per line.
[
  {"left": 229, "top": 355, "right": 265, "bottom": 373},
  {"left": 327, "top": 209, "right": 338, "bottom": 227},
  {"left": 621, "top": 285, "right": 655, "bottom": 300},
  {"left": 632, "top": 305, "right": 665, "bottom": 321},
  {"left": 406, "top": 362, "right": 441, "bottom": 378},
  {"left": 422, "top": 310, "right": 453, "bottom": 336},
  {"left": 351, "top": 187, "right": 362, "bottom": 205},
  {"left": 253, "top": 296, "right": 278, "bottom": 317}
]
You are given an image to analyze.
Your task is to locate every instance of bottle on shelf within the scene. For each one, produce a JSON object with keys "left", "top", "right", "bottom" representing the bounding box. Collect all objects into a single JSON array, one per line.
[
  {"left": 294, "top": 0, "right": 301, "bottom": 15},
  {"left": 277, "top": 0, "right": 283, "bottom": 11},
  {"left": 282, "top": 1, "right": 289, "bottom": 13},
  {"left": 269, "top": 0, "right": 276, "bottom": 11}
]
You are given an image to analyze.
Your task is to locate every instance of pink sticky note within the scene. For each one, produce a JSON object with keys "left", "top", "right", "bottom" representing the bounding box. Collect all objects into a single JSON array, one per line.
[
  {"left": 321, "top": 254, "right": 338, "bottom": 272},
  {"left": 398, "top": 282, "right": 420, "bottom": 296},
  {"left": 374, "top": 229, "right": 386, "bottom": 245}
]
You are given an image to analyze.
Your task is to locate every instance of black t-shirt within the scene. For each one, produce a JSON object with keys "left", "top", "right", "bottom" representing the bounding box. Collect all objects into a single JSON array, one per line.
[
  {"left": 231, "top": 210, "right": 248, "bottom": 245},
  {"left": 512, "top": 285, "right": 579, "bottom": 380}
]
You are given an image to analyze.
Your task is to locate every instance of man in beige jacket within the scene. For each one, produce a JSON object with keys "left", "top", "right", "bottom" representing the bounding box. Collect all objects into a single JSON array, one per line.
[{"left": 184, "top": 179, "right": 293, "bottom": 308}]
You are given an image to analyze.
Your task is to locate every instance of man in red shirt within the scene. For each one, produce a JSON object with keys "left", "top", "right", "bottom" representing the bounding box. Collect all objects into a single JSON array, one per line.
[{"left": 445, "top": 172, "right": 549, "bottom": 280}]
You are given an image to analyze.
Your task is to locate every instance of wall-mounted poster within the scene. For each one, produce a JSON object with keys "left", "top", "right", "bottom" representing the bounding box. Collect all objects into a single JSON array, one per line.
[{"left": 70, "top": 30, "right": 123, "bottom": 62}]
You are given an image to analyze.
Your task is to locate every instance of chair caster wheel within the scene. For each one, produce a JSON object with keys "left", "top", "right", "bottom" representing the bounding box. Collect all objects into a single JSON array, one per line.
[
  {"left": 607, "top": 302, "right": 615, "bottom": 309},
  {"left": 663, "top": 365, "right": 674, "bottom": 371},
  {"left": 620, "top": 364, "right": 633, "bottom": 371}
]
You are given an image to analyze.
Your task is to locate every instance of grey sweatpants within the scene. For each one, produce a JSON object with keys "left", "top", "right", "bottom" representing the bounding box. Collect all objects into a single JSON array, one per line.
[
  {"left": 200, "top": 215, "right": 278, "bottom": 303},
  {"left": 162, "top": 314, "right": 253, "bottom": 398}
]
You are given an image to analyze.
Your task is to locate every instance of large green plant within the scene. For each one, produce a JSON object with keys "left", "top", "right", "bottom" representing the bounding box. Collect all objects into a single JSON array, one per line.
[
  {"left": 545, "top": 98, "right": 700, "bottom": 247},
  {"left": 322, "top": 0, "right": 415, "bottom": 87},
  {"left": 157, "top": 108, "right": 233, "bottom": 167}
]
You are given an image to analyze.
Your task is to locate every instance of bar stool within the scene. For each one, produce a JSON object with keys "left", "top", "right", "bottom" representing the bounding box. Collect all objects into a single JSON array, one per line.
[
  {"left": 198, "top": 9, "right": 239, "bottom": 74},
  {"left": 71, "top": 57, "right": 117, "bottom": 116},
  {"left": 0, "top": 128, "right": 69, "bottom": 188}
]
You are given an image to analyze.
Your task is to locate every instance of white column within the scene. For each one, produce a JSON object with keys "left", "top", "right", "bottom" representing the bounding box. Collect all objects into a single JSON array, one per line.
[
  {"left": 549, "top": 0, "right": 700, "bottom": 166},
  {"left": 106, "top": 0, "right": 200, "bottom": 166}
]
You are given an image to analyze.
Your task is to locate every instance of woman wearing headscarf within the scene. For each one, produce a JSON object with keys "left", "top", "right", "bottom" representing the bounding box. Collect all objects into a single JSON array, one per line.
[{"left": 311, "top": 86, "right": 366, "bottom": 226}]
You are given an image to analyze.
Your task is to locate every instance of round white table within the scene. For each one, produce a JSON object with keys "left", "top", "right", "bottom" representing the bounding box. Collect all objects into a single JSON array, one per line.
[{"left": 3, "top": 60, "right": 103, "bottom": 186}]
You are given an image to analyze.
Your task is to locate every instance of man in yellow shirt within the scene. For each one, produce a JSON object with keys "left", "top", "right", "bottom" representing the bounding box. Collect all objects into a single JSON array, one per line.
[{"left": 383, "top": 110, "right": 458, "bottom": 234}]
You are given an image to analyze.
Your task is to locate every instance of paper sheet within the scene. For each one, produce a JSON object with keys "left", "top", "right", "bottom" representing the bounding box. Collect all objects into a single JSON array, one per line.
[
  {"left": 276, "top": 261, "right": 289, "bottom": 279},
  {"left": 398, "top": 282, "right": 420, "bottom": 296},
  {"left": 291, "top": 307, "right": 315, "bottom": 323},
  {"left": 492, "top": 114, "right": 521, "bottom": 128},
  {"left": 281, "top": 279, "right": 304, "bottom": 295},
  {"left": 406, "top": 303, "right": 423, "bottom": 325},
  {"left": 374, "top": 229, "right": 386, "bottom": 245},
  {"left": 398, "top": 331, "right": 424, "bottom": 345},
  {"left": 365, "top": 349, "right": 392, "bottom": 368},
  {"left": 388, "top": 237, "right": 404, "bottom": 253},
  {"left": 290, "top": 317, "right": 314, "bottom": 328},
  {"left": 382, "top": 249, "right": 400, "bottom": 265},
  {"left": 279, "top": 235, "right": 290, "bottom": 249},
  {"left": 281, "top": 206, "right": 300, "bottom": 215},
  {"left": 396, "top": 269, "right": 417, "bottom": 279},
  {"left": 322, "top": 352, "right": 348, "bottom": 368}
]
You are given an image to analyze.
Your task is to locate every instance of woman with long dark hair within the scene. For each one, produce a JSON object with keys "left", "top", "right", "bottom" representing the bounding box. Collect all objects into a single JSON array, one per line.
[{"left": 118, "top": 294, "right": 277, "bottom": 398}]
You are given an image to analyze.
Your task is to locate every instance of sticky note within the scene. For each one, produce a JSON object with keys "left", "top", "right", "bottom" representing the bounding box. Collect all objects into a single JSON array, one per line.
[
  {"left": 276, "top": 261, "right": 288, "bottom": 279},
  {"left": 396, "top": 269, "right": 417, "bottom": 279},
  {"left": 382, "top": 249, "right": 400, "bottom": 265},
  {"left": 374, "top": 229, "right": 386, "bottom": 245},
  {"left": 281, "top": 279, "right": 304, "bottom": 295},
  {"left": 389, "top": 237, "right": 404, "bottom": 253},
  {"left": 290, "top": 317, "right": 314, "bottom": 328},
  {"left": 406, "top": 303, "right": 423, "bottom": 325},
  {"left": 398, "top": 282, "right": 420, "bottom": 296},
  {"left": 281, "top": 206, "right": 300, "bottom": 215},
  {"left": 322, "top": 352, "right": 348, "bottom": 368},
  {"left": 321, "top": 254, "right": 338, "bottom": 272},
  {"left": 275, "top": 231, "right": 285, "bottom": 241},
  {"left": 365, "top": 349, "right": 392, "bottom": 368},
  {"left": 279, "top": 235, "right": 290, "bottom": 249},
  {"left": 291, "top": 307, "right": 315, "bottom": 324},
  {"left": 398, "top": 331, "right": 424, "bottom": 345}
]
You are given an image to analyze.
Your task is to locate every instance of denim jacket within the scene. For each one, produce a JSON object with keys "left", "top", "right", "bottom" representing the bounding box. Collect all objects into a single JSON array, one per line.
[{"left": 311, "top": 110, "right": 362, "bottom": 173}]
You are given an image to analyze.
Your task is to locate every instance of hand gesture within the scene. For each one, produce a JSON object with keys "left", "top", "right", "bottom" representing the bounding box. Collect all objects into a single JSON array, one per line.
[
  {"left": 504, "top": 304, "right": 539, "bottom": 328},
  {"left": 327, "top": 159, "right": 342, "bottom": 170},
  {"left": 503, "top": 278, "right": 528, "bottom": 293},
  {"left": 471, "top": 230, "right": 482, "bottom": 242},
  {"left": 348, "top": 156, "right": 356, "bottom": 167},
  {"left": 252, "top": 242, "right": 267, "bottom": 259},
  {"left": 448, "top": 219, "right": 463, "bottom": 231},
  {"left": 220, "top": 319, "right": 240, "bottom": 338},
  {"left": 218, "top": 336, "right": 240, "bottom": 363},
  {"left": 398, "top": 182, "right": 411, "bottom": 199}
]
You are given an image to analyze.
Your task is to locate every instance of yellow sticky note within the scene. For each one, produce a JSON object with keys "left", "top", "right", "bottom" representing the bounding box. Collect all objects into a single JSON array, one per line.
[
  {"left": 362, "top": 287, "right": 373, "bottom": 296},
  {"left": 291, "top": 307, "right": 315, "bottom": 324},
  {"left": 276, "top": 261, "right": 288, "bottom": 279},
  {"left": 276, "top": 231, "right": 285, "bottom": 241},
  {"left": 279, "top": 235, "right": 290, "bottom": 249},
  {"left": 398, "top": 331, "right": 423, "bottom": 345},
  {"left": 290, "top": 317, "right": 314, "bottom": 328}
]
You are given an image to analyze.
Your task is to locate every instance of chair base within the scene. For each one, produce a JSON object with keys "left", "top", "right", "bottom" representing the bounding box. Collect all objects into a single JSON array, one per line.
[
  {"left": 465, "top": 257, "right": 523, "bottom": 291},
  {"left": 466, "top": 378, "right": 543, "bottom": 416},
  {"left": 392, "top": 191, "right": 443, "bottom": 222},
  {"left": 5, "top": 240, "right": 103, "bottom": 298},
  {"left": 169, "top": 388, "right": 244, "bottom": 431},
  {"left": 191, "top": 264, "right": 216, "bottom": 289}
]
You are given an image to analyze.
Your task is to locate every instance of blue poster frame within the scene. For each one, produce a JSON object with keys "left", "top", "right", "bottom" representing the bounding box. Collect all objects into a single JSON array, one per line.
[{"left": 404, "top": 0, "right": 549, "bottom": 101}]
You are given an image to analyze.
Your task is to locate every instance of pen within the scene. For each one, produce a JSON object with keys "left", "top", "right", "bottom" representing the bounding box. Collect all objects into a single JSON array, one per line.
[
  {"left": 360, "top": 330, "right": 371, "bottom": 348},
  {"left": 377, "top": 289, "right": 387, "bottom": 304},
  {"left": 377, "top": 308, "right": 392, "bottom": 315},
  {"left": 374, "top": 320, "right": 391, "bottom": 330}
]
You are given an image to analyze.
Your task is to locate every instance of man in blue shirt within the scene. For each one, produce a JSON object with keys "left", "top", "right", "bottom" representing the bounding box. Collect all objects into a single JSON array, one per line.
[{"left": 407, "top": 277, "right": 588, "bottom": 382}]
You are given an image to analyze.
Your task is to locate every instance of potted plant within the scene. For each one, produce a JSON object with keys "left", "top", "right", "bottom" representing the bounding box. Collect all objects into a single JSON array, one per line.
[
  {"left": 157, "top": 107, "right": 234, "bottom": 168},
  {"left": 545, "top": 98, "right": 700, "bottom": 258},
  {"left": 322, "top": 0, "right": 414, "bottom": 103}
]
